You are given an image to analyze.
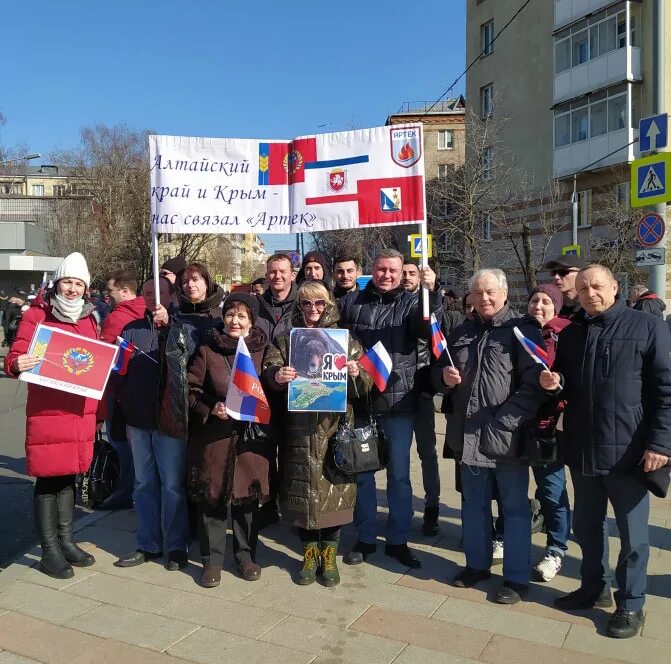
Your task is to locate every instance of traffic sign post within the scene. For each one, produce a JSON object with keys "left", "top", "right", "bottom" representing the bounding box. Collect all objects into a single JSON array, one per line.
[
  {"left": 408, "top": 233, "right": 432, "bottom": 259},
  {"left": 636, "top": 212, "right": 666, "bottom": 247},
  {"left": 561, "top": 244, "right": 581, "bottom": 257},
  {"left": 630, "top": 153, "right": 671, "bottom": 207},
  {"left": 639, "top": 113, "right": 669, "bottom": 153}
]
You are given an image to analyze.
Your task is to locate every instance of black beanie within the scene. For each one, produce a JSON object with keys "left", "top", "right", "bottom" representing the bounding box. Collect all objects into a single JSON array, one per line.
[
  {"left": 223, "top": 292, "right": 259, "bottom": 322},
  {"left": 297, "top": 251, "right": 330, "bottom": 285},
  {"left": 161, "top": 255, "right": 187, "bottom": 276}
]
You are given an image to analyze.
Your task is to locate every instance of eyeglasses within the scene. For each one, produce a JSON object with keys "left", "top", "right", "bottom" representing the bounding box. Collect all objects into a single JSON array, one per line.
[
  {"left": 551, "top": 268, "right": 578, "bottom": 278},
  {"left": 300, "top": 299, "right": 327, "bottom": 309}
]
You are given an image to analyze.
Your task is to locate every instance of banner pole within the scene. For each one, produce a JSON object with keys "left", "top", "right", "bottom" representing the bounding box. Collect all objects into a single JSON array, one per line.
[
  {"left": 151, "top": 223, "right": 160, "bottom": 302},
  {"left": 420, "top": 124, "right": 430, "bottom": 320}
]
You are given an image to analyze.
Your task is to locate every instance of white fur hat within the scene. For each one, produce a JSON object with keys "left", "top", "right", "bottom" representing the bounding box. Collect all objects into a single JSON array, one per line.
[{"left": 52, "top": 252, "right": 91, "bottom": 288}]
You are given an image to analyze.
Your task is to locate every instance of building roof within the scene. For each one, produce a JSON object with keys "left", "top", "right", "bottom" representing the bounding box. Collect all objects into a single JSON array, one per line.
[{"left": 391, "top": 96, "right": 466, "bottom": 116}]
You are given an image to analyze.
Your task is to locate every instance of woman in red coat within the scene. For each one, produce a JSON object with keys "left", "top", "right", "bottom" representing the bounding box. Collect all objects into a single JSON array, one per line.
[{"left": 4, "top": 252, "right": 99, "bottom": 579}]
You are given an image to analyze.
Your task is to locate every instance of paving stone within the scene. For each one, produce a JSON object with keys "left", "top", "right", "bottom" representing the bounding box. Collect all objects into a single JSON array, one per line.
[
  {"left": 350, "top": 605, "right": 491, "bottom": 660},
  {"left": 0, "top": 652, "right": 44, "bottom": 664},
  {"left": 157, "top": 592, "right": 286, "bottom": 638},
  {"left": 94, "top": 508, "right": 138, "bottom": 533},
  {"left": 64, "top": 604, "right": 199, "bottom": 652},
  {"left": 641, "top": 610, "right": 671, "bottom": 641},
  {"left": 64, "top": 570, "right": 184, "bottom": 613},
  {"left": 479, "top": 634, "right": 627, "bottom": 664},
  {"left": 260, "top": 615, "right": 405, "bottom": 663},
  {"left": 562, "top": 622, "right": 669, "bottom": 664},
  {"left": 167, "top": 626, "right": 312, "bottom": 664},
  {"left": 0, "top": 612, "right": 102, "bottom": 664},
  {"left": 243, "top": 576, "right": 369, "bottom": 627},
  {"left": 0, "top": 580, "right": 100, "bottom": 624},
  {"left": 392, "top": 644, "right": 481, "bottom": 664},
  {"left": 74, "top": 524, "right": 137, "bottom": 555},
  {"left": 14, "top": 564, "right": 99, "bottom": 591},
  {"left": 432, "top": 596, "right": 570, "bottom": 648},
  {"left": 69, "top": 639, "right": 192, "bottom": 664}
]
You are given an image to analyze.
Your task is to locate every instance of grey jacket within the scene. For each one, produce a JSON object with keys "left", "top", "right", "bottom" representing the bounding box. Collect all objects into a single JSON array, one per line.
[{"left": 432, "top": 305, "right": 546, "bottom": 468}]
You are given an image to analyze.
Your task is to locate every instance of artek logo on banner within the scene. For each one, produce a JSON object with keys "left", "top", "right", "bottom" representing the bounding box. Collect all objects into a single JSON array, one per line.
[{"left": 390, "top": 127, "right": 422, "bottom": 168}]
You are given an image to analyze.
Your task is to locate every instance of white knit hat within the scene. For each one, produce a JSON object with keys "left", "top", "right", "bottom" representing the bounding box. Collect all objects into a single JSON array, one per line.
[{"left": 52, "top": 252, "right": 91, "bottom": 288}]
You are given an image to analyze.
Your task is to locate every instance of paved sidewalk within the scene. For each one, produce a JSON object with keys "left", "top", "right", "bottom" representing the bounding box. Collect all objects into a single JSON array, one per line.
[{"left": 1, "top": 417, "right": 671, "bottom": 664}]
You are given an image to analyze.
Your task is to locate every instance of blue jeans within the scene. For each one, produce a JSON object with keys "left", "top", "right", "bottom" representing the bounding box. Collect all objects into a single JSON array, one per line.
[
  {"left": 571, "top": 469, "right": 650, "bottom": 611},
  {"left": 354, "top": 414, "right": 414, "bottom": 545},
  {"left": 414, "top": 397, "right": 440, "bottom": 508},
  {"left": 127, "top": 426, "right": 189, "bottom": 554},
  {"left": 461, "top": 463, "right": 531, "bottom": 585},
  {"left": 533, "top": 462, "right": 571, "bottom": 556}
]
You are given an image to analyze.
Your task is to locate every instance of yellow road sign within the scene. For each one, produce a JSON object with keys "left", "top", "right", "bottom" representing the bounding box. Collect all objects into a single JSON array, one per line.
[
  {"left": 561, "top": 244, "right": 581, "bottom": 257},
  {"left": 631, "top": 153, "right": 671, "bottom": 207},
  {"left": 409, "top": 234, "right": 432, "bottom": 258}
]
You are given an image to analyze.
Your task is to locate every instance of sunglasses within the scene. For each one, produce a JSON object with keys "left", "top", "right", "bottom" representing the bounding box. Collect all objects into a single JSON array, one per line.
[
  {"left": 300, "top": 299, "right": 327, "bottom": 309},
  {"left": 551, "top": 268, "right": 578, "bottom": 277}
]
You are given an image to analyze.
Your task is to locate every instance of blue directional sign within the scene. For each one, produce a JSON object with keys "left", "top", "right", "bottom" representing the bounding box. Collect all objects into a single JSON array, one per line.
[{"left": 639, "top": 113, "right": 668, "bottom": 153}]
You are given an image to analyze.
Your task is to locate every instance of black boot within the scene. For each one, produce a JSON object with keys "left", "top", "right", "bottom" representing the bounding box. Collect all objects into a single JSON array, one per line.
[
  {"left": 57, "top": 483, "right": 95, "bottom": 567},
  {"left": 34, "top": 493, "right": 74, "bottom": 579}
]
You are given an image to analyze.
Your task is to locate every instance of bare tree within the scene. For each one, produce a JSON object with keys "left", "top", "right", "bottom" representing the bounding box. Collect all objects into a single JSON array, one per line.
[
  {"left": 427, "top": 105, "right": 517, "bottom": 281},
  {"left": 309, "top": 227, "right": 399, "bottom": 273}
]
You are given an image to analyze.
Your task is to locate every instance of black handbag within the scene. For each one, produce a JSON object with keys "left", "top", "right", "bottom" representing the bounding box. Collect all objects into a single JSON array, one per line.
[
  {"left": 77, "top": 433, "right": 120, "bottom": 509},
  {"left": 329, "top": 412, "right": 388, "bottom": 479},
  {"left": 519, "top": 423, "right": 558, "bottom": 467}
]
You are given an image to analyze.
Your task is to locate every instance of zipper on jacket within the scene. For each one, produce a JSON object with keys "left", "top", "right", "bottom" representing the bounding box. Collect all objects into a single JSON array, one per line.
[{"left": 601, "top": 343, "right": 610, "bottom": 379}]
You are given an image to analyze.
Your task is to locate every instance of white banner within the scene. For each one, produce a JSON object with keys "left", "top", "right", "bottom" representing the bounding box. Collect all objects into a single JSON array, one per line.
[{"left": 149, "top": 125, "right": 425, "bottom": 234}]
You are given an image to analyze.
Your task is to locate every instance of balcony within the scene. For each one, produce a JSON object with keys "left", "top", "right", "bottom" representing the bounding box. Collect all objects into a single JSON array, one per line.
[
  {"left": 554, "top": 126, "right": 637, "bottom": 178},
  {"left": 554, "top": 0, "right": 619, "bottom": 29},
  {"left": 554, "top": 46, "right": 641, "bottom": 104}
]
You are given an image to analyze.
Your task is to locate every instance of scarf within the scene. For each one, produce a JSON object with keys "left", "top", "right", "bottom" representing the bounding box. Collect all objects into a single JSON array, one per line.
[{"left": 53, "top": 293, "right": 85, "bottom": 323}]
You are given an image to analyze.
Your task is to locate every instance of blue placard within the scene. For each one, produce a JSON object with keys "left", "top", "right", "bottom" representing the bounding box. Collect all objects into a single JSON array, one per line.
[{"left": 639, "top": 113, "right": 668, "bottom": 152}]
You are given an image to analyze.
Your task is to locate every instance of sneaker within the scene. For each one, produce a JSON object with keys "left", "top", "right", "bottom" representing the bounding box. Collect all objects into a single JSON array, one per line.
[
  {"left": 533, "top": 552, "right": 562, "bottom": 582},
  {"left": 607, "top": 609, "right": 644, "bottom": 639},
  {"left": 492, "top": 538, "right": 504, "bottom": 566}
]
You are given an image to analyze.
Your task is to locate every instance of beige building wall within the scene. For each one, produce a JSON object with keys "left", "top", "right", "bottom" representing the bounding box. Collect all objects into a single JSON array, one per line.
[{"left": 466, "top": 0, "right": 555, "bottom": 189}]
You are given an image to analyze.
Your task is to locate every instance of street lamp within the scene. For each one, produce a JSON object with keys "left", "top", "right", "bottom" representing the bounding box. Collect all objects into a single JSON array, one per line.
[{"left": 0, "top": 153, "right": 41, "bottom": 166}]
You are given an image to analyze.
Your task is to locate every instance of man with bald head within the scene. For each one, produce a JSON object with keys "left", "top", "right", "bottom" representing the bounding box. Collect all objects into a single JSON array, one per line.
[{"left": 541, "top": 264, "right": 671, "bottom": 638}]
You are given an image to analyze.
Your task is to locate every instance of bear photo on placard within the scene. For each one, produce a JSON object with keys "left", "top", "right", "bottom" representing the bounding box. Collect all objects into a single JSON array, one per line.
[{"left": 288, "top": 328, "right": 349, "bottom": 412}]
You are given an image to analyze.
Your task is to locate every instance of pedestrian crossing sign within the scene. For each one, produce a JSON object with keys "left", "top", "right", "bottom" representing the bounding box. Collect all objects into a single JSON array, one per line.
[
  {"left": 408, "top": 233, "right": 432, "bottom": 258},
  {"left": 631, "top": 153, "right": 671, "bottom": 207}
]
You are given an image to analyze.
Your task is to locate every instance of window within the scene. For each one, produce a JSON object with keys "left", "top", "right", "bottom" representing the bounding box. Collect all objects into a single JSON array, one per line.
[
  {"left": 480, "top": 83, "right": 494, "bottom": 118},
  {"left": 478, "top": 212, "right": 492, "bottom": 240},
  {"left": 590, "top": 100, "right": 608, "bottom": 137},
  {"left": 434, "top": 199, "right": 450, "bottom": 218},
  {"left": 0, "top": 184, "right": 21, "bottom": 194},
  {"left": 578, "top": 190, "right": 591, "bottom": 227},
  {"left": 31, "top": 184, "right": 44, "bottom": 196},
  {"left": 438, "top": 163, "right": 453, "bottom": 179},
  {"left": 481, "top": 20, "right": 494, "bottom": 56},
  {"left": 554, "top": 113, "right": 571, "bottom": 147},
  {"left": 438, "top": 129, "right": 454, "bottom": 150},
  {"left": 615, "top": 182, "right": 629, "bottom": 206},
  {"left": 572, "top": 107, "right": 589, "bottom": 142},
  {"left": 482, "top": 146, "right": 494, "bottom": 180},
  {"left": 608, "top": 94, "right": 627, "bottom": 132},
  {"left": 52, "top": 185, "right": 65, "bottom": 197},
  {"left": 555, "top": 38, "right": 571, "bottom": 73},
  {"left": 572, "top": 30, "right": 589, "bottom": 66}
]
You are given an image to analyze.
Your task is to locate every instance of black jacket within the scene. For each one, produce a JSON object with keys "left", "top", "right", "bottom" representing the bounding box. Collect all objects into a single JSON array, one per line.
[
  {"left": 338, "top": 281, "right": 438, "bottom": 415},
  {"left": 633, "top": 292, "right": 666, "bottom": 319},
  {"left": 553, "top": 298, "right": 671, "bottom": 475},
  {"left": 431, "top": 305, "right": 546, "bottom": 467},
  {"left": 256, "top": 284, "right": 297, "bottom": 342}
]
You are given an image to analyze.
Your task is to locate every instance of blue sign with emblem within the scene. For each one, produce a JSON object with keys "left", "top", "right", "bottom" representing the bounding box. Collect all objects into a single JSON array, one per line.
[{"left": 639, "top": 113, "right": 668, "bottom": 153}]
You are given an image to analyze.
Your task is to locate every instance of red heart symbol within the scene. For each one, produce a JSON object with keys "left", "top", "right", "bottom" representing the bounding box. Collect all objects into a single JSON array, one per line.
[{"left": 333, "top": 354, "right": 347, "bottom": 370}]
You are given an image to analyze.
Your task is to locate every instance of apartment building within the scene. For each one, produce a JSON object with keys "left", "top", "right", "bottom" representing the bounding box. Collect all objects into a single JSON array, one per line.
[{"left": 466, "top": 0, "right": 670, "bottom": 296}]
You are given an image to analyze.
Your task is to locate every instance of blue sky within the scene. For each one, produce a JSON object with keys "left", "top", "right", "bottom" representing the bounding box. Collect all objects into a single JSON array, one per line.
[{"left": 2, "top": 0, "right": 466, "bottom": 254}]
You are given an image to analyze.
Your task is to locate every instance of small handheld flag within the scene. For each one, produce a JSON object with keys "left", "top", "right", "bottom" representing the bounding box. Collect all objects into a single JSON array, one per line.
[
  {"left": 360, "top": 341, "right": 393, "bottom": 392},
  {"left": 430, "top": 313, "right": 448, "bottom": 360},
  {"left": 226, "top": 337, "right": 271, "bottom": 424},
  {"left": 112, "top": 337, "right": 136, "bottom": 375},
  {"left": 513, "top": 326, "right": 549, "bottom": 369}
]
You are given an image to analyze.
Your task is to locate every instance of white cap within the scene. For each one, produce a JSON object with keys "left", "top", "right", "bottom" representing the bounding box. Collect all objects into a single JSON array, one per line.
[{"left": 52, "top": 252, "right": 91, "bottom": 288}]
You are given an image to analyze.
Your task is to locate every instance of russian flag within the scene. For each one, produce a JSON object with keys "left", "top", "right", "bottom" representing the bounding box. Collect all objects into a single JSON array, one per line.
[
  {"left": 360, "top": 341, "right": 393, "bottom": 392},
  {"left": 513, "top": 326, "right": 549, "bottom": 368},
  {"left": 430, "top": 313, "right": 448, "bottom": 360},
  {"left": 225, "top": 337, "right": 271, "bottom": 424},
  {"left": 112, "top": 336, "right": 136, "bottom": 375}
]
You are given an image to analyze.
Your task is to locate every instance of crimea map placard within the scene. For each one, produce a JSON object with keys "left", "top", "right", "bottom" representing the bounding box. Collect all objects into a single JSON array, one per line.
[
  {"left": 20, "top": 324, "right": 119, "bottom": 400},
  {"left": 288, "top": 328, "right": 349, "bottom": 413}
]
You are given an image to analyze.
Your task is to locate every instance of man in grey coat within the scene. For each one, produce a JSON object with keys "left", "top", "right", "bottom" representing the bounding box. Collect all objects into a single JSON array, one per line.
[{"left": 433, "top": 269, "right": 546, "bottom": 604}]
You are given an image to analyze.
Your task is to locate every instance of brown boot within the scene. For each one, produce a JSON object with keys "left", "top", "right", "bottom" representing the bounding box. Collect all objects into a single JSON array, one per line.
[{"left": 200, "top": 565, "right": 222, "bottom": 588}]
